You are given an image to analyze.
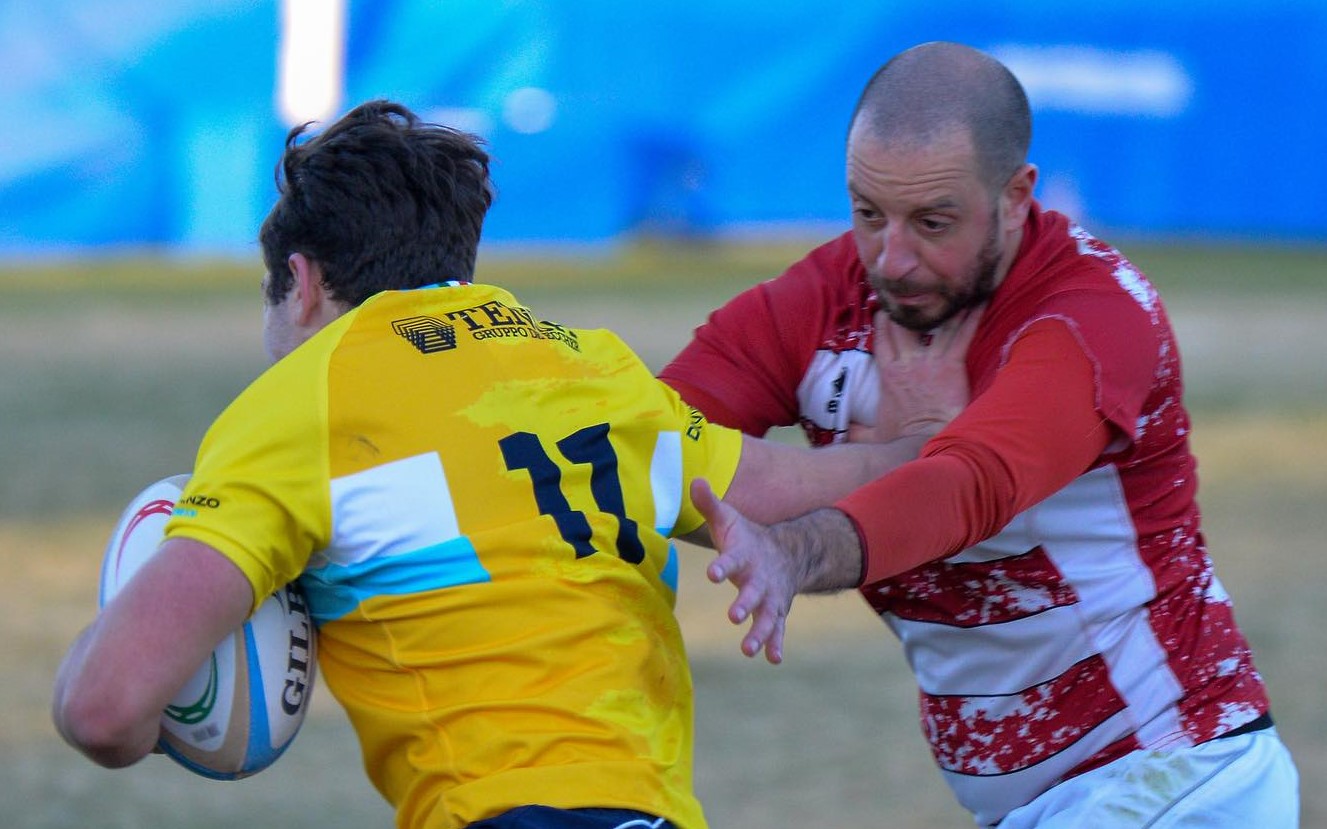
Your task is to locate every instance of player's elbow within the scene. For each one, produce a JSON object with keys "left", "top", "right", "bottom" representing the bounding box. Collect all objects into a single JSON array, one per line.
[{"left": 55, "top": 684, "right": 157, "bottom": 769}]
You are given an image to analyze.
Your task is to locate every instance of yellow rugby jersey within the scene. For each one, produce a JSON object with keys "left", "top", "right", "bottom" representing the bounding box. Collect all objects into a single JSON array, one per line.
[{"left": 164, "top": 283, "right": 741, "bottom": 829}]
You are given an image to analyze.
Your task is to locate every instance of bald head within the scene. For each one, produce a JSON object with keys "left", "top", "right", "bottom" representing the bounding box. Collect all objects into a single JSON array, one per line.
[{"left": 851, "top": 42, "right": 1031, "bottom": 191}]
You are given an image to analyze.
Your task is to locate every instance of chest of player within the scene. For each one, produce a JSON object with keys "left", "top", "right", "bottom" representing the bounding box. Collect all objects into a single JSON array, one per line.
[{"left": 795, "top": 346, "right": 878, "bottom": 446}]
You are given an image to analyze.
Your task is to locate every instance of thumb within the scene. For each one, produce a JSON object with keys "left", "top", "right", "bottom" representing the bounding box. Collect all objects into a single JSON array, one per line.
[
  {"left": 690, "top": 477, "right": 727, "bottom": 538},
  {"left": 692, "top": 478, "right": 752, "bottom": 587}
]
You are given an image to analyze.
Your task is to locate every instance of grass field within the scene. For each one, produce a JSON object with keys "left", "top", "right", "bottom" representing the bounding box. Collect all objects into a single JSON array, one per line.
[{"left": 2, "top": 240, "right": 1324, "bottom": 828}]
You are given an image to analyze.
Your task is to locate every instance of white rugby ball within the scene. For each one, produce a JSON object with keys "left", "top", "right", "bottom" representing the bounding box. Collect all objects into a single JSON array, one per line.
[{"left": 99, "top": 474, "right": 317, "bottom": 780}]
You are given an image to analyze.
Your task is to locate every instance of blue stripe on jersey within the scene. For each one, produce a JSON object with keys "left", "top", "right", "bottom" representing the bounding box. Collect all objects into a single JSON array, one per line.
[
  {"left": 660, "top": 544, "right": 679, "bottom": 592},
  {"left": 300, "top": 537, "right": 491, "bottom": 624}
]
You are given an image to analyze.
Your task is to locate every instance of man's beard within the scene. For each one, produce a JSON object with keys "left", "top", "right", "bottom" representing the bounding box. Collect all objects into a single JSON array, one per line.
[{"left": 882, "top": 222, "right": 1002, "bottom": 333}]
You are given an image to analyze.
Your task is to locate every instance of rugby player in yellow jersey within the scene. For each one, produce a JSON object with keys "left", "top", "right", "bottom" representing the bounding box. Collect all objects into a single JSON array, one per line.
[{"left": 54, "top": 100, "right": 974, "bottom": 829}]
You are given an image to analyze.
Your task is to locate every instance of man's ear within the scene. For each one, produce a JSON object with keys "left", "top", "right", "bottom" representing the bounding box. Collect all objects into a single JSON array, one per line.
[
  {"left": 1001, "top": 163, "right": 1038, "bottom": 228},
  {"left": 286, "top": 252, "right": 330, "bottom": 327}
]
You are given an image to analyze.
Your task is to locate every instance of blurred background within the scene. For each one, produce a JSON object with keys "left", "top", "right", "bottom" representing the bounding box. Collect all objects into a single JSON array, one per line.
[
  {"left": 4, "top": 0, "right": 1326, "bottom": 257},
  {"left": 3, "top": 3, "right": 1325, "bottom": 828}
]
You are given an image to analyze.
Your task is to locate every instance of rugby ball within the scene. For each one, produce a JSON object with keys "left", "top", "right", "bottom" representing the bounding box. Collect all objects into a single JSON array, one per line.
[{"left": 99, "top": 474, "right": 317, "bottom": 780}]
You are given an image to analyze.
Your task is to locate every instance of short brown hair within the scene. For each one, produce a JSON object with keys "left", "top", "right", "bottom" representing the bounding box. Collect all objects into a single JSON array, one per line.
[{"left": 260, "top": 100, "right": 494, "bottom": 307}]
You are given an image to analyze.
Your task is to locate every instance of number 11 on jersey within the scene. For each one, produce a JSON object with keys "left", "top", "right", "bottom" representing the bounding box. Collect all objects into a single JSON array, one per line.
[{"left": 499, "top": 423, "right": 646, "bottom": 564}]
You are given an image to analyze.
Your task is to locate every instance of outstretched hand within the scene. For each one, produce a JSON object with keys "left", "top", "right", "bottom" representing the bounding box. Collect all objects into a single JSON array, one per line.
[{"left": 690, "top": 477, "right": 797, "bottom": 664}]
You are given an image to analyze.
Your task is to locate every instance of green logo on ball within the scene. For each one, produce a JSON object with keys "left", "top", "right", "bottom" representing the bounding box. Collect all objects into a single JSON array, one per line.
[{"left": 164, "top": 653, "right": 219, "bottom": 725}]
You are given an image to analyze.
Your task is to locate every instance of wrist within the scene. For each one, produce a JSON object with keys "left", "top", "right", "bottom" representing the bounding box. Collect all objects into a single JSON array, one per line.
[{"left": 769, "top": 508, "right": 863, "bottom": 594}]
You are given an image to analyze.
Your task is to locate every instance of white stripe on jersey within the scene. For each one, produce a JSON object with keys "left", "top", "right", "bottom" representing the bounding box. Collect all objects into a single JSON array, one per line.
[
  {"left": 649, "top": 432, "right": 683, "bottom": 535},
  {"left": 321, "top": 451, "right": 462, "bottom": 567},
  {"left": 875, "top": 465, "right": 1193, "bottom": 822}
]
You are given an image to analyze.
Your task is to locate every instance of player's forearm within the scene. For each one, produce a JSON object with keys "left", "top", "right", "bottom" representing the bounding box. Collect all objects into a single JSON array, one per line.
[
  {"left": 728, "top": 434, "right": 927, "bottom": 526},
  {"left": 770, "top": 435, "right": 932, "bottom": 512},
  {"left": 768, "top": 507, "right": 864, "bottom": 593},
  {"left": 846, "top": 433, "right": 931, "bottom": 481},
  {"left": 53, "top": 624, "right": 160, "bottom": 768}
]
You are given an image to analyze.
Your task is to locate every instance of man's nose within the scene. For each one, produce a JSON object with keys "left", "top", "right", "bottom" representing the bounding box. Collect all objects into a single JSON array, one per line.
[{"left": 874, "top": 224, "right": 917, "bottom": 280}]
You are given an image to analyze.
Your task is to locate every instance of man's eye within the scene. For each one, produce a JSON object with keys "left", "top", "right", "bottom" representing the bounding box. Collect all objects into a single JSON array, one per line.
[{"left": 918, "top": 217, "right": 950, "bottom": 233}]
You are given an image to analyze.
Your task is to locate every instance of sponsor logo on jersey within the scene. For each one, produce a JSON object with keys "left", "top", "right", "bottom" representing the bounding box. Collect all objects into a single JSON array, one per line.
[
  {"left": 442, "top": 299, "right": 580, "bottom": 351},
  {"left": 827, "top": 365, "right": 847, "bottom": 414},
  {"left": 172, "top": 493, "right": 221, "bottom": 518},
  {"left": 393, "top": 315, "right": 459, "bottom": 353},
  {"left": 685, "top": 407, "right": 705, "bottom": 441}
]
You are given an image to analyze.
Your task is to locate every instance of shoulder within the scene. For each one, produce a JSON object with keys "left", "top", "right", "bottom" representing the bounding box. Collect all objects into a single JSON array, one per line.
[
  {"left": 1028, "top": 213, "right": 1159, "bottom": 299},
  {"left": 981, "top": 214, "right": 1174, "bottom": 377},
  {"left": 1009, "top": 213, "right": 1164, "bottom": 326},
  {"left": 1046, "top": 232, "right": 1164, "bottom": 334}
]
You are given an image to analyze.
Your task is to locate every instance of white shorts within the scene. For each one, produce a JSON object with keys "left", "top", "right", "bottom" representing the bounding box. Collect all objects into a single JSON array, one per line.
[{"left": 995, "top": 728, "right": 1299, "bottom": 829}]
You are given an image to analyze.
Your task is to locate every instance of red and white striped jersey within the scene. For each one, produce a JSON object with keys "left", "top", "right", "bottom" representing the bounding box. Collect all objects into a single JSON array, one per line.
[{"left": 661, "top": 204, "right": 1270, "bottom": 827}]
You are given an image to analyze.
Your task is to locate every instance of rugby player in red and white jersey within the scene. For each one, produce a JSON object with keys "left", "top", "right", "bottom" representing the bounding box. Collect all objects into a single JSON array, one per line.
[{"left": 662, "top": 41, "right": 1299, "bottom": 828}]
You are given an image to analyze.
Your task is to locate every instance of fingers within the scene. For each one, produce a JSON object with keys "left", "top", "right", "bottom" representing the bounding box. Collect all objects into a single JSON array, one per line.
[
  {"left": 723, "top": 565, "right": 790, "bottom": 663},
  {"left": 723, "top": 571, "right": 763, "bottom": 624},
  {"left": 707, "top": 541, "right": 748, "bottom": 586},
  {"left": 728, "top": 586, "right": 785, "bottom": 663},
  {"left": 691, "top": 477, "right": 792, "bottom": 664},
  {"left": 741, "top": 607, "right": 786, "bottom": 664}
]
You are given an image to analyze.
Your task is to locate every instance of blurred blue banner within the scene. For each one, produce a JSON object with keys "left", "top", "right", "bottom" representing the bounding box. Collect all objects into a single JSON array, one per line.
[{"left": 2, "top": 0, "right": 1324, "bottom": 256}]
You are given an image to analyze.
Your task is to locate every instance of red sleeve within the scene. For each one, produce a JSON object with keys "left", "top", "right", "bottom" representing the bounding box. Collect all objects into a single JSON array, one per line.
[
  {"left": 837, "top": 319, "right": 1115, "bottom": 585},
  {"left": 659, "top": 233, "right": 863, "bottom": 436},
  {"left": 657, "top": 280, "right": 799, "bottom": 435}
]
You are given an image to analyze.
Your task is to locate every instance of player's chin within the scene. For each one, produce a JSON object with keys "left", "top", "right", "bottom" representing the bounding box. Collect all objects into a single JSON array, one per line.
[{"left": 884, "top": 299, "right": 948, "bottom": 333}]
